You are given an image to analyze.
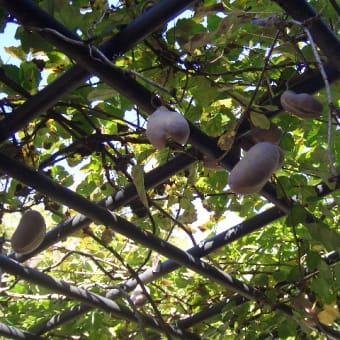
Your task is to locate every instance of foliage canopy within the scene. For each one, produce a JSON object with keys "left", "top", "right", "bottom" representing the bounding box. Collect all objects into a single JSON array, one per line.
[{"left": 0, "top": 0, "right": 339, "bottom": 339}]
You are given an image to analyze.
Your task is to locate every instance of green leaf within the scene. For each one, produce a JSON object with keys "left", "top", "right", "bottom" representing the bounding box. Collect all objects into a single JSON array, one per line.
[
  {"left": 306, "top": 250, "right": 321, "bottom": 271},
  {"left": 250, "top": 111, "right": 271, "bottom": 129},
  {"left": 334, "top": 263, "right": 340, "bottom": 290},
  {"left": 287, "top": 266, "right": 302, "bottom": 283},
  {"left": 253, "top": 274, "right": 269, "bottom": 286},
  {"left": 19, "top": 61, "right": 41, "bottom": 93},
  {"left": 131, "top": 164, "right": 149, "bottom": 209},
  {"left": 87, "top": 85, "right": 118, "bottom": 102},
  {"left": 278, "top": 317, "right": 297, "bottom": 338},
  {"left": 307, "top": 222, "right": 340, "bottom": 251},
  {"left": 285, "top": 204, "right": 307, "bottom": 227}
]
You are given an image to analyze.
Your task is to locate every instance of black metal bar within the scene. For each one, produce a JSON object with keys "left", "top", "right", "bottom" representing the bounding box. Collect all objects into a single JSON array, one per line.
[
  {"left": 108, "top": 207, "right": 285, "bottom": 296},
  {"left": 0, "top": 255, "right": 197, "bottom": 340},
  {"left": 0, "top": 0, "right": 338, "bottom": 334},
  {"left": 324, "top": 250, "right": 340, "bottom": 266},
  {"left": 176, "top": 296, "right": 246, "bottom": 329},
  {"left": 10, "top": 153, "right": 197, "bottom": 262},
  {"left": 29, "top": 207, "right": 285, "bottom": 334},
  {"left": 0, "top": 152, "right": 292, "bottom": 314},
  {"left": 0, "top": 66, "right": 88, "bottom": 142},
  {"left": 0, "top": 0, "right": 331, "bottom": 214},
  {"left": 273, "top": 0, "right": 340, "bottom": 71},
  {"left": 175, "top": 250, "right": 340, "bottom": 334},
  {"left": 0, "top": 323, "right": 44, "bottom": 340},
  {"left": 0, "top": 0, "right": 197, "bottom": 142},
  {"left": 0, "top": 0, "right": 335, "bottom": 214},
  {"left": 32, "top": 305, "right": 92, "bottom": 335},
  {"left": 11, "top": 18, "right": 289, "bottom": 210}
]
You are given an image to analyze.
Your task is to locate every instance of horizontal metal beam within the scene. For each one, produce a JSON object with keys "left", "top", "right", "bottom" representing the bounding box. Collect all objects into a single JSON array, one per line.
[{"left": 0, "top": 255, "right": 196, "bottom": 340}]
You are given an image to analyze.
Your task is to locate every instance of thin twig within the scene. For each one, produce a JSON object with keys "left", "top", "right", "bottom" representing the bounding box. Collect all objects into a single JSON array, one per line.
[
  {"left": 28, "top": 26, "right": 175, "bottom": 99},
  {"left": 85, "top": 229, "right": 174, "bottom": 340}
]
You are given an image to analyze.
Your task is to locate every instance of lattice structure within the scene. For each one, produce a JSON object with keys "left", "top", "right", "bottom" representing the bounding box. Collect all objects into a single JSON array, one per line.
[{"left": 0, "top": 0, "right": 339, "bottom": 339}]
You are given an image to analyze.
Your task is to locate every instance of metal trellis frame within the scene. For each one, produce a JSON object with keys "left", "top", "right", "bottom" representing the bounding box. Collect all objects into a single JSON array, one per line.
[{"left": 0, "top": 0, "right": 339, "bottom": 338}]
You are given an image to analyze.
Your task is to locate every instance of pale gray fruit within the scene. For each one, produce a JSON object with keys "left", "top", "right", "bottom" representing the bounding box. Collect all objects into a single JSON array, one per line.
[
  {"left": 280, "top": 90, "right": 323, "bottom": 119},
  {"left": 146, "top": 106, "right": 190, "bottom": 150},
  {"left": 130, "top": 285, "right": 150, "bottom": 308},
  {"left": 131, "top": 293, "right": 148, "bottom": 307},
  {"left": 11, "top": 210, "right": 46, "bottom": 255},
  {"left": 228, "top": 142, "right": 284, "bottom": 195}
]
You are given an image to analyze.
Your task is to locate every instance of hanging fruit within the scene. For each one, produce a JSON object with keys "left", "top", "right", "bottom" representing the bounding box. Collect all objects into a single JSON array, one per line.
[
  {"left": 280, "top": 90, "right": 323, "bottom": 119},
  {"left": 11, "top": 210, "right": 46, "bottom": 255},
  {"left": 146, "top": 106, "right": 190, "bottom": 150},
  {"left": 228, "top": 142, "right": 284, "bottom": 195}
]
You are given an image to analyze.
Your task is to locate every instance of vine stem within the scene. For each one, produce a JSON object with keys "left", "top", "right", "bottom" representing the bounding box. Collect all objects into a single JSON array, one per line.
[
  {"left": 27, "top": 26, "right": 177, "bottom": 101},
  {"left": 292, "top": 19, "right": 338, "bottom": 178}
]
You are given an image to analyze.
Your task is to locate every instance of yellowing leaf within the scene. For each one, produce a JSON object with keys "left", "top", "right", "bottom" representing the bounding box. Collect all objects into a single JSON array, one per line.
[
  {"left": 101, "top": 228, "right": 114, "bottom": 245},
  {"left": 184, "top": 32, "right": 211, "bottom": 53},
  {"left": 212, "top": 98, "right": 233, "bottom": 108},
  {"left": 317, "top": 304, "right": 339, "bottom": 326},
  {"left": 217, "top": 130, "right": 236, "bottom": 151},
  {"left": 324, "top": 304, "right": 339, "bottom": 317}
]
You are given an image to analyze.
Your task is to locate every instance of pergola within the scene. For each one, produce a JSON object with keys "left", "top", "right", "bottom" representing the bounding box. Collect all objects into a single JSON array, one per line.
[{"left": 0, "top": 0, "right": 339, "bottom": 339}]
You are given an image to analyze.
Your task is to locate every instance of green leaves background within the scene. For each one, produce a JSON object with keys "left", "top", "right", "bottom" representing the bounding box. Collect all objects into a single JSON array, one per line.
[{"left": 0, "top": 0, "right": 339, "bottom": 338}]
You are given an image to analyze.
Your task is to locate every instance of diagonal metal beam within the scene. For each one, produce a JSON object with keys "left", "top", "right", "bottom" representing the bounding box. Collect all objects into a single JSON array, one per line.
[
  {"left": 31, "top": 176, "right": 340, "bottom": 334},
  {"left": 10, "top": 153, "right": 197, "bottom": 262},
  {"left": 0, "top": 2, "right": 290, "bottom": 210},
  {"left": 0, "top": 323, "right": 44, "bottom": 340},
  {"left": 0, "top": 255, "right": 198, "bottom": 340},
  {"left": 175, "top": 251, "right": 340, "bottom": 338},
  {"left": 0, "top": 0, "right": 197, "bottom": 142},
  {"left": 33, "top": 207, "right": 285, "bottom": 334},
  {"left": 0, "top": 152, "right": 293, "bottom": 314},
  {"left": 1, "top": 0, "right": 338, "bottom": 213},
  {"left": 273, "top": 0, "right": 340, "bottom": 71},
  {"left": 2, "top": 151, "right": 338, "bottom": 336},
  {"left": 0, "top": 0, "right": 338, "bottom": 334}
]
